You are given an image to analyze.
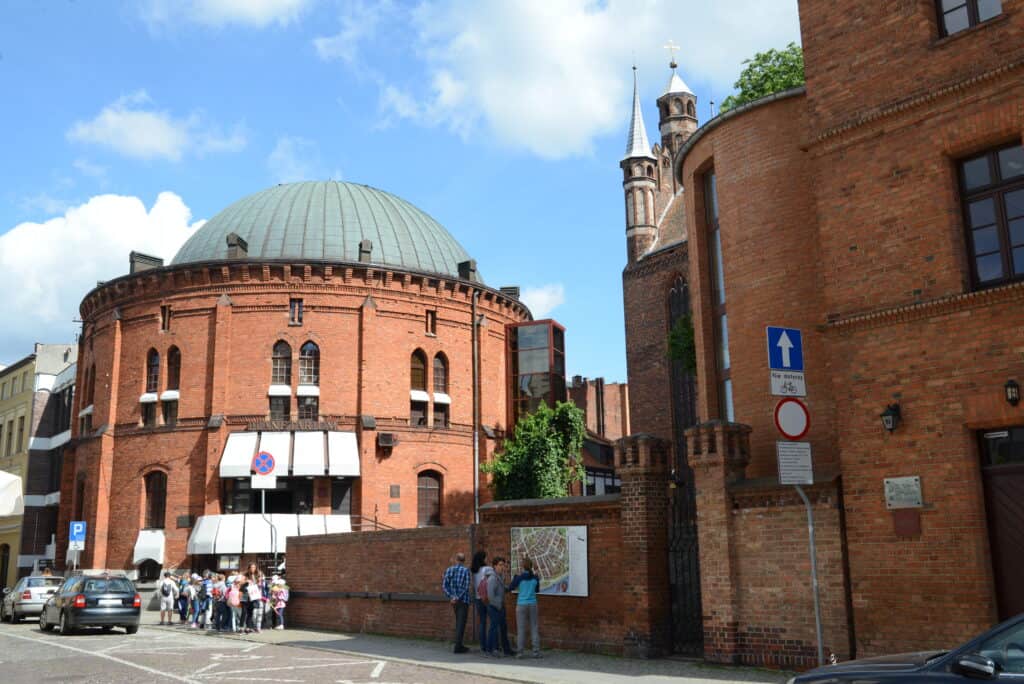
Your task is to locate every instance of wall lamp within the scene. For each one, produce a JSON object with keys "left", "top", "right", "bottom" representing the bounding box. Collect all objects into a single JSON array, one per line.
[
  {"left": 880, "top": 403, "right": 901, "bottom": 433},
  {"left": 1005, "top": 379, "right": 1021, "bottom": 407}
]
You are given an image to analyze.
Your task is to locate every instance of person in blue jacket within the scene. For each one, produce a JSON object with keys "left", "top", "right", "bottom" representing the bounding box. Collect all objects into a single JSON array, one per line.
[{"left": 508, "top": 557, "right": 541, "bottom": 658}]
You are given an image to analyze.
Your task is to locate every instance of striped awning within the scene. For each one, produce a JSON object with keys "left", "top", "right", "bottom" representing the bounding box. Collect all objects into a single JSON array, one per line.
[
  {"left": 186, "top": 514, "right": 352, "bottom": 555},
  {"left": 219, "top": 431, "right": 359, "bottom": 478}
]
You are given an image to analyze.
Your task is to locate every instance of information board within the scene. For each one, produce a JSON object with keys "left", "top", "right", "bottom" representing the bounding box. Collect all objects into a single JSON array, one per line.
[{"left": 510, "top": 525, "right": 589, "bottom": 597}]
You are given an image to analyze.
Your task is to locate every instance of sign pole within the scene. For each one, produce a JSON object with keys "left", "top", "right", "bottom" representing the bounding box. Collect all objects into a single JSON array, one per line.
[{"left": 794, "top": 484, "right": 824, "bottom": 666}]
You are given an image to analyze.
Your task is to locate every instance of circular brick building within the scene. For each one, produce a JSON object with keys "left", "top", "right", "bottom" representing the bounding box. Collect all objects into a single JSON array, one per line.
[{"left": 59, "top": 181, "right": 541, "bottom": 578}]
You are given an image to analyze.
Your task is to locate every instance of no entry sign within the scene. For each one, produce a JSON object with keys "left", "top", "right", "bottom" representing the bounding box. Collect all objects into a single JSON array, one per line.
[{"left": 774, "top": 398, "right": 810, "bottom": 440}]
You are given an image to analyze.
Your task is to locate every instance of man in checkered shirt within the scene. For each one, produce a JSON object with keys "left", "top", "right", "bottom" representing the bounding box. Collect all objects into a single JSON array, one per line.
[{"left": 442, "top": 552, "right": 471, "bottom": 653}]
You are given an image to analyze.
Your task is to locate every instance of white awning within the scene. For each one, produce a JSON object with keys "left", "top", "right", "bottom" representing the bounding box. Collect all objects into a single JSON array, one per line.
[
  {"left": 133, "top": 529, "right": 165, "bottom": 565},
  {"left": 268, "top": 384, "right": 292, "bottom": 396},
  {"left": 270, "top": 514, "right": 299, "bottom": 553},
  {"left": 78, "top": 404, "right": 94, "bottom": 418},
  {"left": 325, "top": 515, "right": 352, "bottom": 534},
  {"left": 433, "top": 392, "right": 452, "bottom": 404},
  {"left": 214, "top": 513, "right": 244, "bottom": 554},
  {"left": 243, "top": 514, "right": 275, "bottom": 553},
  {"left": 0, "top": 470, "right": 25, "bottom": 517},
  {"left": 160, "top": 390, "right": 180, "bottom": 401},
  {"left": 296, "top": 385, "right": 320, "bottom": 397},
  {"left": 186, "top": 515, "right": 220, "bottom": 555},
  {"left": 220, "top": 432, "right": 259, "bottom": 478},
  {"left": 139, "top": 393, "right": 158, "bottom": 404},
  {"left": 257, "top": 432, "right": 291, "bottom": 475},
  {"left": 293, "top": 432, "right": 326, "bottom": 476},
  {"left": 410, "top": 389, "right": 430, "bottom": 402},
  {"left": 327, "top": 432, "right": 360, "bottom": 476},
  {"left": 298, "top": 514, "right": 326, "bottom": 536}
]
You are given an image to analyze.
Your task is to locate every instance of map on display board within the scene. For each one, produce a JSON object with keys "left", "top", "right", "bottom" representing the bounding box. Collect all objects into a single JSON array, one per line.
[{"left": 510, "top": 526, "right": 589, "bottom": 597}]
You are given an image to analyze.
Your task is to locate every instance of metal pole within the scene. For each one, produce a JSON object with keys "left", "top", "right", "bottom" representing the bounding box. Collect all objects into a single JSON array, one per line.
[
  {"left": 471, "top": 290, "right": 481, "bottom": 524},
  {"left": 794, "top": 484, "right": 825, "bottom": 666}
]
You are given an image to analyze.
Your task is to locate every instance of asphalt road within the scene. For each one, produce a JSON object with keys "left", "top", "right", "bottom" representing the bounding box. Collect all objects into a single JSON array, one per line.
[{"left": 0, "top": 620, "right": 508, "bottom": 684}]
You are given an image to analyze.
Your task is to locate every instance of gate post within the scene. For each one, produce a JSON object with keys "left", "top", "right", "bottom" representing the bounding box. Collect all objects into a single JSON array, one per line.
[{"left": 615, "top": 434, "right": 671, "bottom": 658}]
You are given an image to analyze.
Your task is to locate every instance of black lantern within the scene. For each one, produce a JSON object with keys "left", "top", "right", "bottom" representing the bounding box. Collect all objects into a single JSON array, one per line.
[
  {"left": 880, "top": 403, "right": 901, "bottom": 432},
  {"left": 1005, "top": 379, "right": 1021, "bottom": 407}
]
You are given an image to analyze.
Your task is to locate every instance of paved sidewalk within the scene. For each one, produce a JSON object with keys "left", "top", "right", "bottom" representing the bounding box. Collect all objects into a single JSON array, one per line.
[{"left": 150, "top": 619, "right": 791, "bottom": 684}]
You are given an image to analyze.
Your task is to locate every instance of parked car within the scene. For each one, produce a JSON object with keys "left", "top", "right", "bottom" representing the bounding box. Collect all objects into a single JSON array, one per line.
[
  {"left": 790, "top": 613, "right": 1024, "bottom": 682},
  {"left": 1, "top": 575, "right": 64, "bottom": 623},
  {"left": 38, "top": 573, "right": 140, "bottom": 635}
]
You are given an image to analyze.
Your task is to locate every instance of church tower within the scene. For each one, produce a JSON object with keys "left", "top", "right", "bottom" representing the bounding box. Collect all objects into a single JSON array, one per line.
[
  {"left": 621, "top": 66, "right": 658, "bottom": 265},
  {"left": 657, "top": 57, "right": 697, "bottom": 157}
]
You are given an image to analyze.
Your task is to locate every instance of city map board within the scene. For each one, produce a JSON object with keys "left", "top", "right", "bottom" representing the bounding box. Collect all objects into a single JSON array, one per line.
[{"left": 509, "top": 525, "right": 589, "bottom": 597}]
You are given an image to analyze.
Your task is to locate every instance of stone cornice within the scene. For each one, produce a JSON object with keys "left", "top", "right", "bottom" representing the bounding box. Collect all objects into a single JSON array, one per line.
[{"left": 826, "top": 280, "right": 1024, "bottom": 333}]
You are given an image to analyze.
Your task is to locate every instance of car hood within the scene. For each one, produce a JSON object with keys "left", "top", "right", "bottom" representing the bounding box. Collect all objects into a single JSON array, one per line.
[{"left": 800, "top": 651, "right": 946, "bottom": 677}]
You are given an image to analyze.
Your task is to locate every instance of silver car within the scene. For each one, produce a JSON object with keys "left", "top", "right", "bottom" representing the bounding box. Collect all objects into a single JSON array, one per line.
[{"left": 1, "top": 576, "right": 64, "bottom": 623}]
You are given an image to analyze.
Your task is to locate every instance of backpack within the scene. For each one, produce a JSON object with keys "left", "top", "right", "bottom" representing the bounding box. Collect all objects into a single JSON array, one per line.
[
  {"left": 161, "top": 581, "right": 172, "bottom": 597},
  {"left": 197, "top": 583, "right": 208, "bottom": 601},
  {"left": 477, "top": 575, "right": 489, "bottom": 605}
]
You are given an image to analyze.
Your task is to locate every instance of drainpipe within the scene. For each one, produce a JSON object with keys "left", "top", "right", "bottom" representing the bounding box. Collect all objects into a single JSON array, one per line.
[{"left": 472, "top": 289, "right": 481, "bottom": 524}]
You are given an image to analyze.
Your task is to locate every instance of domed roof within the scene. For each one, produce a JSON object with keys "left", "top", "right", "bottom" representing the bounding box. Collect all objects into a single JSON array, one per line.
[{"left": 172, "top": 181, "right": 481, "bottom": 282}]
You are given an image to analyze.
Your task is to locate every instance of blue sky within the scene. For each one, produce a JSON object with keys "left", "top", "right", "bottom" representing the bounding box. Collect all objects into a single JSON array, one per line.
[{"left": 0, "top": 0, "right": 800, "bottom": 380}]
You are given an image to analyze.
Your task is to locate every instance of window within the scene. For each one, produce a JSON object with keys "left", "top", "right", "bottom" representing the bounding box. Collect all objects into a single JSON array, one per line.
[
  {"left": 434, "top": 403, "right": 449, "bottom": 428},
  {"left": 938, "top": 0, "right": 1001, "bottom": 37},
  {"left": 290, "top": 298, "right": 304, "bottom": 325},
  {"left": 298, "top": 396, "right": 318, "bottom": 420},
  {"left": 160, "top": 305, "right": 171, "bottom": 331},
  {"left": 961, "top": 143, "right": 1024, "bottom": 287},
  {"left": 146, "top": 349, "right": 159, "bottom": 393},
  {"left": 5, "top": 421, "right": 12, "bottom": 457},
  {"left": 22, "top": 371, "right": 29, "bottom": 394},
  {"left": 425, "top": 309, "right": 437, "bottom": 335},
  {"left": 410, "top": 350, "right": 428, "bottom": 427},
  {"left": 162, "top": 400, "right": 178, "bottom": 427},
  {"left": 977, "top": 617, "right": 1024, "bottom": 673},
  {"left": 0, "top": 382, "right": 5, "bottom": 400},
  {"left": 332, "top": 480, "right": 352, "bottom": 514},
  {"left": 299, "top": 342, "right": 320, "bottom": 385},
  {"left": 705, "top": 170, "right": 734, "bottom": 422},
  {"left": 167, "top": 346, "right": 181, "bottom": 390},
  {"left": 271, "top": 341, "right": 292, "bottom": 385},
  {"left": 417, "top": 471, "right": 442, "bottom": 527},
  {"left": 142, "top": 403, "right": 157, "bottom": 428},
  {"left": 16, "top": 416, "right": 24, "bottom": 453},
  {"left": 269, "top": 396, "right": 290, "bottom": 421},
  {"left": 433, "top": 354, "right": 448, "bottom": 393},
  {"left": 144, "top": 471, "right": 167, "bottom": 529}
]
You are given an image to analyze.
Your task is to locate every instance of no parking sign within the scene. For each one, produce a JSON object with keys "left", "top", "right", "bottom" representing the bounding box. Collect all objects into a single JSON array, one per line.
[{"left": 252, "top": 450, "right": 277, "bottom": 489}]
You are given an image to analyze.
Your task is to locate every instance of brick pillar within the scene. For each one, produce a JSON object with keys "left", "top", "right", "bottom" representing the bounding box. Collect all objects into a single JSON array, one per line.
[
  {"left": 89, "top": 312, "right": 123, "bottom": 569},
  {"left": 615, "top": 433, "right": 671, "bottom": 658},
  {"left": 685, "top": 420, "right": 751, "bottom": 663}
]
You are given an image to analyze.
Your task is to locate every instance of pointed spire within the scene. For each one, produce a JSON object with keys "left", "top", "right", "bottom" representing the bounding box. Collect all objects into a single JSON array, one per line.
[
  {"left": 663, "top": 57, "right": 694, "bottom": 97},
  {"left": 623, "top": 66, "right": 656, "bottom": 161}
]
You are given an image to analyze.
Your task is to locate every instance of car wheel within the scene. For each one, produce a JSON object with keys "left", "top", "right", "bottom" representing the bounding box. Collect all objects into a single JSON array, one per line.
[
  {"left": 39, "top": 611, "right": 53, "bottom": 632},
  {"left": 10, "top": 608, "right": 18, "bottom": 624},
  {"left": 59, "top": 610, "right": 73, "bottom": 635},
  {"left": 125, "top": 625, "right": 139, "bottom": 635}
]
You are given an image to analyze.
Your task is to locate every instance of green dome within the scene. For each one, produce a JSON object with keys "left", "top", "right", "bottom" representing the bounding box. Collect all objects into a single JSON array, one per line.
[{"left": 172, "top": 181, "right": 481, "bottom": 282}]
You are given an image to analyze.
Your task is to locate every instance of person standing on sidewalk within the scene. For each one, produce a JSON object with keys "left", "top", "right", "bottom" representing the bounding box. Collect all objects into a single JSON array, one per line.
[
  {"left": 158, "top": 571, "right": 178, "bottom": 625},
  {"left": 486, "top": 557, "right": 514, "bottom": 657},
  {"left": 469, "top": 551, "right": 493, "bottom": 654},
  {"left": 509, "top": 557, "right": 542, "bottom": 658},
  {"left": 442, "top": 552, "right": 471, "bottom": 654}
]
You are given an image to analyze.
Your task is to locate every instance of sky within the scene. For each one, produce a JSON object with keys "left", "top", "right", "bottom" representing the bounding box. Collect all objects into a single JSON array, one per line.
[{"left": 0, "top": 0, "right": 801, "bottom": 382}]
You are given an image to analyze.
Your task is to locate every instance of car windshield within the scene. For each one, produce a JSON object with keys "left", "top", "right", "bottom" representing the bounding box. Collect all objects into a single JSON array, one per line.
[
  {"left": 26, "top": 578, "right": 63, "bottom": 588},
  {"left": 82, "top": 578, "right": 133, "bottom": 594}
]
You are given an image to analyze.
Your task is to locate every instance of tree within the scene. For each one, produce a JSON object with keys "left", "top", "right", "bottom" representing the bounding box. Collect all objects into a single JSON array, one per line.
[
  {"left": 483, "top": 401, "right": 586, "bottom": 501},
  {"left": 720, "top": 42, "right": 805, "bottom": 113},
  {"left": 667, "top": 313, "right": 697, "bottom": 374}
]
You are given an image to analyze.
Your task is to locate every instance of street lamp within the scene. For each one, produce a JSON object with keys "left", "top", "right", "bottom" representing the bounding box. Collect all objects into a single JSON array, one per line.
[
  {"left": 880, "top": 403, "right": 901, "bottom": 433},
  {"left": 1005, "top": 379, "right": 1020, "bottom": 407}
]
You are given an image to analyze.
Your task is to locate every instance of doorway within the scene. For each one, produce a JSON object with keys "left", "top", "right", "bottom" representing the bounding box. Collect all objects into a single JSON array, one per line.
[{"left": 980, "top": 428, "right": 1024, "bottom": 620}]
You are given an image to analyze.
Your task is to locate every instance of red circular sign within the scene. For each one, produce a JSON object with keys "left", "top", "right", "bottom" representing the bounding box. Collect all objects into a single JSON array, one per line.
[
  {"left": 252, "top": 451, "right": 276, "bottom": 475},
  {"left": 774, "top": 398, "right": 810, "bottom": 440}
]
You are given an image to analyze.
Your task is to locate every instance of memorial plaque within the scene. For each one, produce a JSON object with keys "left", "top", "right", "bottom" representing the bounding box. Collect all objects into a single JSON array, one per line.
[{"left": 884, "top": 476, "right": 922, "bottom": 509}]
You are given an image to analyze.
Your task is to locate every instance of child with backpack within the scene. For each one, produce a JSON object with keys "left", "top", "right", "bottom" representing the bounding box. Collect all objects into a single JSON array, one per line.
[
  {"left": 271, "top": 578, "right": 289, "bottom": 629},
  {"left": 226, "top": 578, "right": 243, "bottom": 632}
]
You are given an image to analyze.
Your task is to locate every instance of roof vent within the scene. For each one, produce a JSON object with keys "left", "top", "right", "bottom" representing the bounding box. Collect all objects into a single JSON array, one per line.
[
  {"left": 129, "top": 251, "right": 163, "bottom": 274},
  {"left": 458, "top": 259, "right": 477, "bottom": 281},
  {"left": 359, "top": 239, "right": 373, "bottom": 263},
  {"left": 226, "top": 232, "right": 248, "bottom": 259},
  {"left": 500, "top": 286, "right": 520, "bottom": 300}
]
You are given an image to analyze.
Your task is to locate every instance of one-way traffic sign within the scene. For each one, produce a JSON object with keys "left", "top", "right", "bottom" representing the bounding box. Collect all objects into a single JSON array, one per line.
[{"left": 767, "top": 326, "right": 804, "bottom": 371}]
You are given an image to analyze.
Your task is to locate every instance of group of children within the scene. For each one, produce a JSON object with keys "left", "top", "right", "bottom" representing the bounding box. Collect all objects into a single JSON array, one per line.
[
  {"left": 470, "top": 551, "right": 542, "bottom": 658},
  {"left": 156, "top": 566, "right": 289, "bottom": 633}
]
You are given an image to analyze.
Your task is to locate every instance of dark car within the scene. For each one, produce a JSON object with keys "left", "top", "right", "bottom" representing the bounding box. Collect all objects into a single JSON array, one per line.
[
  {"left": 1, "top": 575, "right": 64, "bottom": 622},
  {"left": 38, "top": 573, "right": 140, "bottom": 635},
  {"left": 790, "top": 613, "right": 1024, "bottom": 682}
]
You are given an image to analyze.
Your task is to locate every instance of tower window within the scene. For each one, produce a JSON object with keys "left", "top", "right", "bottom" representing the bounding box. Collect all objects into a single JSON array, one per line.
[
  {"left": 271, "top": 341, "right": 292, "bottom": 385},
  {"left": 144, "top": 471, "right": 167, "bottom": 529},
  {"left": 289, "top": 298, "right": 303, "bottom": 325},
  {"left": 270, "top": 396, "right": 290, "bottom": 421},
  {"left": 425, "top": 309, "right": 437, "bottom": 335},
  {"left": 142, "top": 403, "right": 157, "bottom": 428},
  {"left": 299, "top": 342, "right": 320, "bottom": 385},
  {"left": 298, "top": 396, "right": 319, "bottom": 420},
  {"left": 146, "top": 349, "right": 159, "bottom": 393},
  {"left": 160, "top": 305, "right": 171, "bottom": 331},
  {"left": 167, "top": 346, "right": 181, "bottom": 390},
  {"left": 162, "top": 400, "right": 178, "bottom": 427}
]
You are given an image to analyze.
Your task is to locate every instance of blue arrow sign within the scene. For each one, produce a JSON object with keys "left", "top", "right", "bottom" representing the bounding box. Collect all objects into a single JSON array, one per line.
[
  {"left": 70, "top": 521, "right": 87, "bottom": 543},
  {"left": 767, "top": 327, "right": 804, "bottom": 371}
]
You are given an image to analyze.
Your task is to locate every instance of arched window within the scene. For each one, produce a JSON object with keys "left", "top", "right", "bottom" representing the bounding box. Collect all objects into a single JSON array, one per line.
[
  {"left": 673, "top": 98, "right": 683, "bottom": 114},
  {"left": 686, "top": 100, "right": 695, "bottom": 117},
  {"left": 417, "top": 471, "right": 442, "bottom": 527},
  {"left": 271, "top": 341, "right": 291, "bottom": 385},
  {"left": 299, "top": 342, "right": 320, "bottom": 386},
  {"left": 144, "top": 471, "right": 167, "bottom": 529},
  {"left": 410, "top": 350, "right": 428, "bottom": 427},
  {"left": 146, "top": 349, "right": 159, "bottom": 393},
  {"left": 433, "top": 354, "right": 450, "bottom": 428},
  {"left": 647, "top": 165, "right": 654, "bottom": 178},
  {"left": 433, "top": 355, "right": 448, "bottom": 393},
  {"left": 167, "top": 346, "right": 181, "bottom": 391},
  {"left": 411, "top": 350, "right": 427, "bottom": 391},
  {"left": 668, "top": 276, "right": 697, "bottom": 466}
]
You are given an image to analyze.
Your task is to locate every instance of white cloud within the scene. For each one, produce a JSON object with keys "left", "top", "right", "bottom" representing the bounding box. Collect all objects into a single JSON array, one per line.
[
  {"left": 0, "top": 193, "right": 203, "bottom": 364},
  {"left": 521, "top": 284, "right": 565, "bottom": 319},
  {"left": 267, "top": 136, "right": 329, "bottom": 183},
  {"left": 67, "top": 91, "right": 247, "bottom": 161},
  {"left": 313, "top": 0, "right": 390, "bottom": 65},
  {"left": 322, "top": 0, "right": 799, "bottom": 159},
  {"left": 142, "top": 0, "right": 313, "bottom": 28}
]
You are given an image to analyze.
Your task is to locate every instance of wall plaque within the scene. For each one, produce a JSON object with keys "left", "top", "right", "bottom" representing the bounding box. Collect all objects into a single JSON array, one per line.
[{"left": 884, "top": 476, "right": 922, "bottom": 509}]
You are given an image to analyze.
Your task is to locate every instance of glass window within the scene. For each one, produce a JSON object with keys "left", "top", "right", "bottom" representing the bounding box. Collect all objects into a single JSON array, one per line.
[
  {"left": 162, "top": 400, "right": 178, "bottom": 427},
  {"left": 961, "top": 143, "right": 1024, "bottom": 286},
  {"left": 142, "top": 403, "right": 157, "bottom": 428},
  {"left": 977, "top": 619, "right": 1024, "bottom": 673},
  {"left": 298, "top": 396, "right": 318, "bottom": 420},
  {"left": 271, "top": 341, "right": 291, "bottom": 385},
  {"left": 289, "top": 298, "right": 303, "bottom": 325},
  {"left": 269, "top": 396, "right": 290, "bottom": 421},
  {"left": 417, "top": 471, "right": 442, "bottom": 527},
  {"left": 410, "top": 401, "right": 427, "bottom": 427},
  {"left": 425, "top": 309, "right": 437, "bottom": 334},
  {"left": 331, "top": 480, "right": 352, "bottom": 514},
  {"left": 160, "top": 305, "right": 171, "bottom": 332},
  {"left": 938, "top": 0, "right": 1002, "bottom": 36},
  {"left": 144, "top": 471, "right": 167, "bottom": 529},
  {"left": 517, "top": 348, "right": 549, "bottom": 374},
  {"left": 299, "top": 342, "right": 320, "bottom": 385},
  {"left": 516, "top": 326, "right": 548, "bottom": 349},
  {"left": 17, "top": 416, "right": 25, "bottom": 452},
  {"left": 167, "top": 347, "right": 181, "bottom": 390},
  {"left": 410, "top": 351, "right": 427, "bottom": 391},
  {"left": 146, "top": 349, "right": 159, "bottom": 393},
  {"left": 433, "top": 403, "right": 449, "bottom": 428},
  {"left": 980, "top": 427, "right": 1024, "bottom": 466},
  {"left": 433, "top": 355, "right": 448, "bottom": 393}
]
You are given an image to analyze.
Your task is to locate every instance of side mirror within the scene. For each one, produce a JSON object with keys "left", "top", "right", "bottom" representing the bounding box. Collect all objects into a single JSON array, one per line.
[{"left": 953, "top": 654, "right": 998, "bottom": 680}]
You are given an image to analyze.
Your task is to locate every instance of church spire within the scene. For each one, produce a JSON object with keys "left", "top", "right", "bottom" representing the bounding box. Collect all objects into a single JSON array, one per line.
[{"left": 623, "top": 66, "right": 655, "bottom": 161}]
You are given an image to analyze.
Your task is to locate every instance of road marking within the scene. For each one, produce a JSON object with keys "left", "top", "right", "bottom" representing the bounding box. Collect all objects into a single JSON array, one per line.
[
  {"left": 0, "top": 631, "right": 200, "bottom": 683},
  {"left": 371, "top": 660, "right": 385, "bottom": 678},
  {"left": 198, "top": 661, "right": 378, "bottom": 677}
]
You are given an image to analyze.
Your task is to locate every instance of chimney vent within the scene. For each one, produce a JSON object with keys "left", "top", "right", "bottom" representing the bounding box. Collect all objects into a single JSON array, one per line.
[
  {"left": 359, "top": 239, "right": 373, "bottom": 263},
  {"left": 458, "top": 259, "right": 477, "bottom": 280},
  {"left": 225, "top": 232, "right": 249, "bottom": 259},
  {"left": 129, "top": 251, "right": 163, "bottom": 274}
]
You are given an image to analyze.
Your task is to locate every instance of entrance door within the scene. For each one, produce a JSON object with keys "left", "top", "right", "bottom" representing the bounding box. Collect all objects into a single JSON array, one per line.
[{"left": 980, "top": 428, "right": 1024, "bottom": 620}]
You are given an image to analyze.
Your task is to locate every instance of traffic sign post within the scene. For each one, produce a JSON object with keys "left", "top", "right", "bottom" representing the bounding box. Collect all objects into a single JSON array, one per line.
[
  {"left": 250, "top": 451, "right": 280, "bottom": 565},
  {"left": 69, "top": 521, "right": 87, "bottom": 571},
  {"left": 767, "top": 327, "right": 807, "bottom": 396}
]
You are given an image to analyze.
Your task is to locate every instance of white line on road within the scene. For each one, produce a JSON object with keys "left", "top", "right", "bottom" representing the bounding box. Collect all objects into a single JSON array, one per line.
[
  {"left": 198, "top": 661, "right": 378, "bottom": 677},
  {"left": 371, "top": 660, "right": 386, "bottom": 678},
  {"left": 0, "top": 631, "right": 200, "bottom": 683}
]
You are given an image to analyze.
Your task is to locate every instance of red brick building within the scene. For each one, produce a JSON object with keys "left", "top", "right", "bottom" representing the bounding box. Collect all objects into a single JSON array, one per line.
[
  {"left": 57, "top": 181, "right": 560, "bottom": 578},
  {"left": 622, "top": 0, "right": 1024, "bottom": 666}
]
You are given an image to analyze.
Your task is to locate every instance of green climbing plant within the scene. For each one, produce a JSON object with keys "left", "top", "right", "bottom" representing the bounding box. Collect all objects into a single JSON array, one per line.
[{"left": 667, "top": 313, "right": 697, "bottom": 374}]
